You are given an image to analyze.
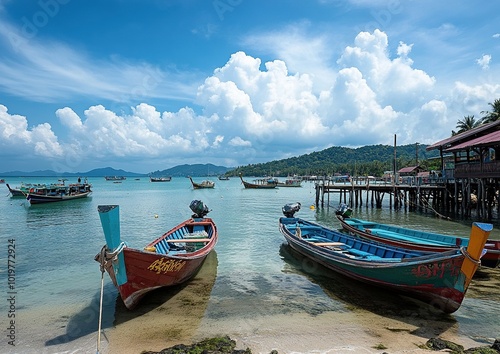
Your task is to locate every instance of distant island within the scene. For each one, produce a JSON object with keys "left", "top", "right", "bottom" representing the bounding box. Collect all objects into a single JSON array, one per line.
[{"left": 0, "top": 164, "right": 232, "bottom": 178}]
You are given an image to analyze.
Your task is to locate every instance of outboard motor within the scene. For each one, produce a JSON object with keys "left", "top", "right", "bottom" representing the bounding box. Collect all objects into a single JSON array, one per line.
[
  {"left": 190, "top": 200, "right": 210, "bottom": 218},
  {"left": 282, "top": 202, "right": 301, "bottom": 218},
  {"left": 336, "top": 203, "right": 352, "bottom": 218}
]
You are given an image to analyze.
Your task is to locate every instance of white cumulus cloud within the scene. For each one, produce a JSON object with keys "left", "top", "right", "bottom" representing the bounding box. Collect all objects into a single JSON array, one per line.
[{"left": 476, "top": 54, "right": 491, "bottom": 70}]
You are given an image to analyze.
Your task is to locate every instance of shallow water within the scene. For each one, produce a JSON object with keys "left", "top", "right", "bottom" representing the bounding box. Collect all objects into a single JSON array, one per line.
[{"left": 0, "top": 177, "right": 498, "bottom": 353}]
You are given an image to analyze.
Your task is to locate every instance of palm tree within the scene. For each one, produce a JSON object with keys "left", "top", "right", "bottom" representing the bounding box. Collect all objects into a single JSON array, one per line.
[
  {"left": 452, "top": 115, "right": 481, "bottom": 135},
  {"left": 481, "top": 98, "right": 500, "bottom": 124}
]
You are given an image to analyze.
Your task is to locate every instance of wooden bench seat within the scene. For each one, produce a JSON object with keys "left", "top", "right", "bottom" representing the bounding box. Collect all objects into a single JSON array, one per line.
[
  {"left": 310, "top": 242, "right": 345, "bottom": 247},
  {"left": 166, "top": 238, "right": 211, "bottom": 243}
]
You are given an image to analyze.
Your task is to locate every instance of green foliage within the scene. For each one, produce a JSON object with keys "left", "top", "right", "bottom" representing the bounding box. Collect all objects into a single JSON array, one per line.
[
  {"left": 229, "top": 144, "right": 439, "bottom": 177},
  {"left": 481, "top": 98, "right": 500, "bottom": 124},
  {"left": 453, "top": 115, "right": 481, "bottom": 135}
]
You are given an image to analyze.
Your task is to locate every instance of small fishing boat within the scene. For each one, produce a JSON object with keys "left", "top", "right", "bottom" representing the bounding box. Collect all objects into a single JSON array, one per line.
[
  {"left": 218, "top": 175, "right": 230, "bottom": 181},
  {"left": 105, "top": 176, "right": 126, "bottom": 181},
  {"left": 150, "top": 176, "right": 172, "bottom": 182},
  {"left": 277, "top": 178, "right": 302, "bottom": 187},
  {"left": 188, "top": 176, "right": 215, "bottom": 189},
  {"left": 336, "top": 204, "right": 500, "bottom": 268},
  {"left": 95, "top": 200, "right": 218, "bottom": 309},
  {"left": 25, "top": 179, "right": 92, "bottom": 204},
  {"left": 239, "top": 174, "right": 277, "bottom": 189},
  {"left": 279, "top": 202, "right": 492, "bottom": 313}
]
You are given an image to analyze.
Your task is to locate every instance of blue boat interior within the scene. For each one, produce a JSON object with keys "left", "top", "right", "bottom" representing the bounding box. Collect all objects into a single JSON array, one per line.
[
  {"left": 344, "top": 218, "right": 468, "bottom": 247},
  {"left": 283, "top": 219, "right": 424, "bottom": 261},
  {"left": 150, "top": 221, "right": 214, "bottom": 255}
]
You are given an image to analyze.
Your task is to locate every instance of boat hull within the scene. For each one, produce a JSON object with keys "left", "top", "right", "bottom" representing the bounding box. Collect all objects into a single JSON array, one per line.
[
  {"left": 337, "top": 215, "right": 500, "bottom": 268},
  {"left": 239, "top": 175, "right": 277, "bottom": 189},
  {"left": 192, "top": 183, "right": 214, "bottom": 189},
  {"left": 104, "top": 247, "right": 210, "bottom": 309},
  {"left": 27, "top": 191, "right": 91, "bottom": 204},
  {"left": 150, "top": 177, "right": 171, "bottom": 182},
  {"left": 6, "top": 184, "right": 26, "bottom": 196},
  {"left": 189, "top": 177, "right": 215, "bottom": 189},
  {"left": 242, "top": 181, "right": 277, "bottom": 189},
  {"left": 279, "top": 216, "right": 491, "bottom": 313}
]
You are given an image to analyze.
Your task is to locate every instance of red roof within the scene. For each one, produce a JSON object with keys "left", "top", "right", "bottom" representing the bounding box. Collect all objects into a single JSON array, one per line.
[
  {"left": 426, "top": 120, "right": 500, "bottom": 151},
  {"left": 444, "top": 129, "right": 500, "bottom": 152},
  {"left": 398, "top": 166, "right": 420, "bottom": 173}
]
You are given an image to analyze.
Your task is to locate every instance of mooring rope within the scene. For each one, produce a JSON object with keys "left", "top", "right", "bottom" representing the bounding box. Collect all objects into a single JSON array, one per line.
[
  {"left": 96, "top": 246, "right": 106, "bottom": 354},
  {"left": 103, "top": 242, "right": 127, "bottom": 261},
  {"left": 383, "top": 189, "right": 452, "bottom": 221},
  {"left": 414, "top": 192, "right": 452, "bottom": 220},
  {"left": 460, "top": 247, "right": 481, "bottom": 266},
  {"left": 95, "top": 242, "right": 126, "bottom": 353}
]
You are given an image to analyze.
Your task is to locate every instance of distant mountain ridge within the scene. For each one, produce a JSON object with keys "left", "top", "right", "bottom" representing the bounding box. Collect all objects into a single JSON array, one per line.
[
  {"left": 0, "top": 165, "right": 231, "bottom": 177},
  {"left": 150, "top": 164, "right": 231, "bottom": 177}
]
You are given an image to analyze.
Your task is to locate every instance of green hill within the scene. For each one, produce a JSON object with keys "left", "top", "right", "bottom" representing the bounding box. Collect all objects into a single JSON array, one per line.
[
  {"left": 151, "top": 164, "right": 230, "bottom": 177},
  {"left": 230, "top": 144, "right": 439, "bottom": 177}
]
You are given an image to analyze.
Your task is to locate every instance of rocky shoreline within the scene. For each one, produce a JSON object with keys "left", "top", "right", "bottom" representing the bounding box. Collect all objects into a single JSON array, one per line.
[{"left": 141, "top": 336, "right": 500, "bottom": 354}]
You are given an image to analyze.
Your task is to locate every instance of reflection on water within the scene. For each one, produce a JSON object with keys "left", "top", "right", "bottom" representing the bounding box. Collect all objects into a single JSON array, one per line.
[{"left": 25, "top": 197, "right": 93, "bottom": 229}]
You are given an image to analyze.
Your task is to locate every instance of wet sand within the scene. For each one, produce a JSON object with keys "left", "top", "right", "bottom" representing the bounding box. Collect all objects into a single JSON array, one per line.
[
  {"left": 103, "top": 251, "right": 219, "bottom": 353},
  {"left": 104, "top": 303, "right": 483, "bottom": 354},
  {"left": 102, "top": 264, "right": 500, "bottom": 354}
]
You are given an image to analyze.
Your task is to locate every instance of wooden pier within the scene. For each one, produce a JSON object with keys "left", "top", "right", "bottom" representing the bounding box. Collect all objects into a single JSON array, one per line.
[{"left": 314, "top": 178, "right": 500, "bottom": 219}]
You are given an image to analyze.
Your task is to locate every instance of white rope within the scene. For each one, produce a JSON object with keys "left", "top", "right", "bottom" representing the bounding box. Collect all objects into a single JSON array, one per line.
[
  {"left": 96, "top": 246, "right": 106, "bottom": 353},
  {"left": 95, "top": 242, "right": 126, "bottom": 353},
  {"left": 460, "top": 247, "right": 481, "bottom": 266},
  {"left": 104, "top": 242, "right": 127, "bottom": 261}
]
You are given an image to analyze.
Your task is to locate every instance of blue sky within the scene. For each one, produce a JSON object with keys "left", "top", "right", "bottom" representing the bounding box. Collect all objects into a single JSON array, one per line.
[{"left": 0, "top": 0, "right": 499, "bottom": 174}]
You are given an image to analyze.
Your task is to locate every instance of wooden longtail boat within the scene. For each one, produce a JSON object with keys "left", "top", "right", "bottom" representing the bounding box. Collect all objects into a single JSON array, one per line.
[
  {"left": 95, "top": 200, "right": 218, "bottom": 309},
  {"left": 276, "top": 178, "right": 302, "bottom": 187},
  {"left": 105, "top": 176, "right": 126, "bottom": 181},
  {"left": 26, "top": 182, "right": 92, "bottom": 204},
  {"left": 150, "top": 176, "right": 172, "bottom": 182},
  {"left": 7, "top": 182, "right": 61, "bottom": 197},
  {"left": 188, "top": 176, "right": 215, "bottom": 189},
  {"left": 335, "top": 204, "right": 500, "bottom": 268},
  {"left": 279, "top": 202, "right": 492, "bottom": 313},
  {"left": 239, "top": 173, "right": 277, "bottom": 189}
]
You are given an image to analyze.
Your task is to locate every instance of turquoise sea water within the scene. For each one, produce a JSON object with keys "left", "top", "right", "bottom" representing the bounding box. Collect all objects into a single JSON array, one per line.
[{"left": 0, "top": 177, "right": 499, "bottom": 353}]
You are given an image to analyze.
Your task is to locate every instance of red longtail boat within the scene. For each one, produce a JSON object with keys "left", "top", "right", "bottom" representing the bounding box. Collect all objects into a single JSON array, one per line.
[{"left": 95, "top": 200, "right": 218, "bottom": 309}]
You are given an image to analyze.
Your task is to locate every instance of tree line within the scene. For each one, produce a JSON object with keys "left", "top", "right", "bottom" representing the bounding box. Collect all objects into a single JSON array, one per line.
[{"left": 229, "top": 144, "right": 440, "bottom": 177}]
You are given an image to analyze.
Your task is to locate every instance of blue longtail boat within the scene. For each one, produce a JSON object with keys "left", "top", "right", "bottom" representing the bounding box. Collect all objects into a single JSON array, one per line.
[
  {"left": 279, "top": 202, "right": 492, "bottom": 313},
  {"left": 335, "top": 204, "right": 500, "bottom": 268},
  {"left": 95, "top": 200, "right": 218, "bottom": 309}
]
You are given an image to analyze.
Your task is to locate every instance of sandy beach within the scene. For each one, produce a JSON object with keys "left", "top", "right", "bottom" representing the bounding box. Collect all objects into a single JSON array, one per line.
[
  {"left": 103, "top": 304, "right": 485, "bottom": 354},
  {"left": 101, "top": 265, "right": 500, "bottom": 354}
]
